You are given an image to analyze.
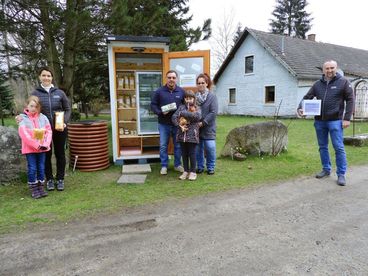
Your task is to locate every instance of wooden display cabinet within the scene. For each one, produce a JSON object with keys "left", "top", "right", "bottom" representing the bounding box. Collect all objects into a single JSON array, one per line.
[{"left": 107, "top": 35, "right": 210, "bottom": 164}]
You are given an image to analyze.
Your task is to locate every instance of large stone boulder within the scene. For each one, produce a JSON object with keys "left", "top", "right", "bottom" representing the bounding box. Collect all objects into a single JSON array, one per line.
[
  {"left": 0, "top": 126, "right": 22, "bottom": 184},
  {"left": 221, "top": 121, "right": 288, "bottom": 157}
]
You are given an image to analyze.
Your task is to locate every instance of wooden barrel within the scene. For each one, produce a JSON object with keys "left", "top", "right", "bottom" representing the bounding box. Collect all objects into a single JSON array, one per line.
[{"left": 68, "top": 120, "right": 110, "bottom": 172}]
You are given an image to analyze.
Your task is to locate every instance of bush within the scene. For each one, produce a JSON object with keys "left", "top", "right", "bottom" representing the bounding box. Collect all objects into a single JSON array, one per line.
[
  {"left": 89, "top": 98, "right": 105, "bottom": 117},
  {"left": 70, "top": 109, "right": 81, "bottom": 122}
]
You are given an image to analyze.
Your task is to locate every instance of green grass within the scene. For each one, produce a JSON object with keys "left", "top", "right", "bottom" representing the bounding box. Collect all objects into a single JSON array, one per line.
[{"left": 1, "top": 115, "right": 368, "bottom": 234}]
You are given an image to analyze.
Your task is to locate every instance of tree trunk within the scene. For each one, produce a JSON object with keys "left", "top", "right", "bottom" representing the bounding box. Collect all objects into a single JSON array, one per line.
[{"left": 38, "top": 0, "right": 62, "bottom": 87}]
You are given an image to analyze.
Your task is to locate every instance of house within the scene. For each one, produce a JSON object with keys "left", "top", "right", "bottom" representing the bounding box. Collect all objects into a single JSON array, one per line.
[{"left": 213, "top": 28, "right": 368, "bottom": 118}]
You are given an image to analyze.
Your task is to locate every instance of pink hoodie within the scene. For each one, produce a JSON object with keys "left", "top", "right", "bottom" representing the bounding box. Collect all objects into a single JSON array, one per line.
[{"left": 18, "top": 109, "right": 52, "bottom": 154}]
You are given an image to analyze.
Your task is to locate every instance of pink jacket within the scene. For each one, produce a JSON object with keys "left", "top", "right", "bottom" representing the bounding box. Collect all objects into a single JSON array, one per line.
[{"left": 18, "top": 109, "right": 52, "bottom": 154}]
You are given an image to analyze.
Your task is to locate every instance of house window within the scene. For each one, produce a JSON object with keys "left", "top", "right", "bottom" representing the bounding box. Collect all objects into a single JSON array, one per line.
[
  {"left": 229, "top": 88, "right": 236, "bottom": 104},
  {"left": 265, "top": 86, "right": 275, "bottom": 103},
  {"left": 245, "top": 55, "right": 254, "bottom": 74}
]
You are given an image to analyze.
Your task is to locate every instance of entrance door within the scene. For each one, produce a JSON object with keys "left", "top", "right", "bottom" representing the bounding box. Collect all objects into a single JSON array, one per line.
[{"left": 163, "top": 50, "right": 210, "bottom": 91}]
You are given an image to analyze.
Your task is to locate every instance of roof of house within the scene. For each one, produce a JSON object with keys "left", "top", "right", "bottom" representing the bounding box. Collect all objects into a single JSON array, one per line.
[{"left": 213, "top": 27, "right": 368, "bottom": 83}]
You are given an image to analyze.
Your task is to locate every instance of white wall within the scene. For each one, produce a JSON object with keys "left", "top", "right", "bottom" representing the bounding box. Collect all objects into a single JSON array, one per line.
[{"left": 215, "top": 36, "right": 301, "bottom": 117}]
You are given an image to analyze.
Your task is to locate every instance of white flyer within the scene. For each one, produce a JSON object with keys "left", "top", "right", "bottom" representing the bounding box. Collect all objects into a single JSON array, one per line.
[{"left": 302, "top": 99, "right": 321, "bottom": 115}]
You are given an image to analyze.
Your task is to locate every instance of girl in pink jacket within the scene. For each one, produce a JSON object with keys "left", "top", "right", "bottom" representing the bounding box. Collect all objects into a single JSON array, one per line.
[{"left": 18, "top": 96, "right": 52, "bottom": 199}]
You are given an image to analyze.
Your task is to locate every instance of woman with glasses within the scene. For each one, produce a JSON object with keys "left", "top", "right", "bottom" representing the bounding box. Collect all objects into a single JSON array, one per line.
[{"left": 195, "top": 73, "right": 218, "bottom": 175}]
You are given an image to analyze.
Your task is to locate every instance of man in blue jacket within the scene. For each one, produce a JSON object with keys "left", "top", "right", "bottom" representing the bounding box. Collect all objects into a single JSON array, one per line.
[
  {"left": 151, "top": 70, "right": 185, "bottom": 175},
  {"left": 297, "top": 60, "right": 355, "bottom": 186}
]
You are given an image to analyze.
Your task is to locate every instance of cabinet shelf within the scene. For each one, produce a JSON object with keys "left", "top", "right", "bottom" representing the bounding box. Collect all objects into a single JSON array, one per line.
[
  {"left": 119, "top": 121, "right": 136, "bottom": 124},
  {"left": 119, "top": 135, "right": 140, "bottom": 138},
  {"left": 117, "top": 107, "right": 136, "bottom": 110},
  {"left": 117, "top": 89, "right": 135, "bottom": 92}
]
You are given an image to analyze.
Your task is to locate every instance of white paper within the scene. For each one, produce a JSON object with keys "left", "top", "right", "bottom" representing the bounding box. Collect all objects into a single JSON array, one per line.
[
  {"left": 175, "top": 65, "right": 185, "bottom": 73},
  {"left": 191, "top": 63, "right": 201, "bottom": 72},
  {"left": 179, "top": 74, "right": 196, "bottom": 87},
  {"left": 302, "top": 99, "right": 321, "bottom": 115}
]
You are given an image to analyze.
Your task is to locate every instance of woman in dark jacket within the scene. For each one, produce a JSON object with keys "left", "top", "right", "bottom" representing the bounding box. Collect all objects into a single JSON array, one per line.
[
  {"left": 195, "top": 73, "right": 218, "bottom": 175},
  {"left": 172, "top": 90, "right": 201, "bottom": 181},
  {"left": 31, "top": 67, "right": 71, "bottom": 191}
]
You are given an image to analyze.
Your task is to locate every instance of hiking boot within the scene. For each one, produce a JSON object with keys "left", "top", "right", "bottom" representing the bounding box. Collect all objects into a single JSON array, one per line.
[
  {"left": 38, "top": 181, "right": 48, "bottom": 197},
  {"left": 160, "top": 167, "right": 168, "bottom": 175},
  {"left": 179, "top": 172, "right": 189, "bottom": 180},
  {"left": 315, "top": 170, "right": 330, "bottom": 179},
  {"left": 29, "top": 183, "right": 42, "bottom": 199},
  {"left": 47, "top": 179, "right": 55, "bottom": 191},
  {"left": 56, "top": 179, "right": 64, "bottom": 191},
  {"left": 188, "top": 172, "right": 197, "bottom": 181},
  {"left": 174, "top": 166, "right": 184, "bottom": 173},
  {"left": 337, "top": 175, "right": 346, "bottom": 186}
]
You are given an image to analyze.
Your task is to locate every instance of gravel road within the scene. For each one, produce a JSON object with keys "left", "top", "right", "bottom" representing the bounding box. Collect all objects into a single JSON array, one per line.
[{"left": 1, "top": 165, "right": 368, "bottom": 275}]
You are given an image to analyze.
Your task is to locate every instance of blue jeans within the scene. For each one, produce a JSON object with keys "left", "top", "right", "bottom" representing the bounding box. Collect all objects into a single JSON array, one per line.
[
  {"left": 26, "top": 152, "right": 46, "bottom": 184},
  {"left": 314, "top": 120, "right": 347, "bottom": 176},
  {"left": 196, "top": 139, "right": 216, "bottom": 171},
  {"left": 158, "top": 123, "right": 181, "bottom": 168}
]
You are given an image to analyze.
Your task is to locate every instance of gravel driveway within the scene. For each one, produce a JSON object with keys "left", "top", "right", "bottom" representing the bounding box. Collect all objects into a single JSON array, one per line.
[{"left": 1, "top": 165, "right": 368, "bottom": 275}]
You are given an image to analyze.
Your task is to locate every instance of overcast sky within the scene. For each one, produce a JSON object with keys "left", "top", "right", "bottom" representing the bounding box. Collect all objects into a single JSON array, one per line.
[{"left": 189, "top": 0, "right": 368, "bottom": 51}]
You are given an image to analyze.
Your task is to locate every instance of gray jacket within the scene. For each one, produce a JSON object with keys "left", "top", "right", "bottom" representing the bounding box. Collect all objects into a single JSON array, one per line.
[{"left": 198, "top": 92, "right": 218, "bottom": 140}]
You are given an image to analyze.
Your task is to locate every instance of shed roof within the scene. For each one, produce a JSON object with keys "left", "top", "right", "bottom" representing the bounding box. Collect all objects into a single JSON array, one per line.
[
  {"left": 106, "top": 35, "right": 170, "bottom": 44},
  {"left": 214, "top": 28, "right": 368, "bottom": 83}
]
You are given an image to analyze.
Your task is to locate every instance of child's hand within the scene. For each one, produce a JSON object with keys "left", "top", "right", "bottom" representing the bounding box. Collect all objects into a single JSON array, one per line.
[{"left": 180, "top": 125, "right": 188, "bottom": 132}]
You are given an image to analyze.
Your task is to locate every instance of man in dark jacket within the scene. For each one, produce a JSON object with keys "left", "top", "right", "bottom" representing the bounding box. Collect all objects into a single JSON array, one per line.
[
  {"left": 151, "top": 70, "right": 185, "bottom": 175},
  {"left": 297, "top": 60, "right": 355, "bottom": 186}
]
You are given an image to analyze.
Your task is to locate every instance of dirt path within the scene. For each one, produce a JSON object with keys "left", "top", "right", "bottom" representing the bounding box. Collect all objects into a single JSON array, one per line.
[{"left": 1, "top": 165, "right": 368, "bottom": 275}]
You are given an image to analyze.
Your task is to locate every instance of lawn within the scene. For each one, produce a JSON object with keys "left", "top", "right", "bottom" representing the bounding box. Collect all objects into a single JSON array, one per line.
[{"left": 1, "top": 115, "right": 368, "bottom": 233}]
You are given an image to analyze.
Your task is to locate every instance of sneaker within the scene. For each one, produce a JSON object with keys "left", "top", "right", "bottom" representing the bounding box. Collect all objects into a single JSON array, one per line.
[
  {"left": 174, "top": 166, "right": 184, "bottom": 173},
  {"left": 179, "top": 172, "right": 189, "bottom": 180},
  {"left": 188, "top": 172, "right": 197, "bottom": 181},
  {"left": 56, "top": 179, "right": 64, "bottom": 191},
  {"left": 337, "top": 175, "right": 346, "bottom": 186},
  {"left": 47, "top": 179, "right": 55, "bottom": 191},
  {"left": 315, "top": 170, "right": 330, "bottom": 179},
  {"left": 207, "top": 170, "right": 215, "bottom": 175},
  {"left": 196, "top": 169, "right": 204, "bottom": 174},
  {"left": 160, "top": 167, "right": 168, "bottom": 175}
]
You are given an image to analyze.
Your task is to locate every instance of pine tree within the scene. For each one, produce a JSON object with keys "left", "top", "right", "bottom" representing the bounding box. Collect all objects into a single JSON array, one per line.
[
  {"left": 270, "top": 0, "right": 312, "bottom": 39},
  {"left": 107, "top": 0, "right": 211, "bottom": 51}
]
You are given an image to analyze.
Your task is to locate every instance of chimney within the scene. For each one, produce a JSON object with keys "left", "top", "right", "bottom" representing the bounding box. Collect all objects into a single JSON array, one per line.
[{"left": 307, "top": 34, "right": 316, "bottom": 41}]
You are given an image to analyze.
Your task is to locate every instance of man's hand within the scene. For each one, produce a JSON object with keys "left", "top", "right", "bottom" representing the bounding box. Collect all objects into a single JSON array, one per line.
[
  {"left": 342, "top": 120, "right": 350, "bottom": 128},
  {"left": 296, "top": 109, "right": 305, "bottom": 118}
]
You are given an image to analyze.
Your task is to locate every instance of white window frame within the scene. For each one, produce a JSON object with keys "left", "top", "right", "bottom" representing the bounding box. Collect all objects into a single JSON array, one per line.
[
  {"left": 264, "top": 85, "right": 275, "bottom": 104},
  {"left": 245, "top": 55, "right": 254, "bottom": 75},
  {"left": 229, "top": 87, "right": 237, "bottom": 105}
]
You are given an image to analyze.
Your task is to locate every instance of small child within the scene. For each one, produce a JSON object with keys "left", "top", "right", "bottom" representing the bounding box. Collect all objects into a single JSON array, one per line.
[
  {"left": 18, "top": 96, "right": 52, "bottom": 199},
  {"left": 172, "top": 90, "right": 201, "bottom": 180}
]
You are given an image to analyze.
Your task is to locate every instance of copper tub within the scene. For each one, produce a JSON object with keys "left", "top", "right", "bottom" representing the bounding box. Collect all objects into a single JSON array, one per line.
[{"left": 68, "top": 120, "right": 110, "bottom": 171}]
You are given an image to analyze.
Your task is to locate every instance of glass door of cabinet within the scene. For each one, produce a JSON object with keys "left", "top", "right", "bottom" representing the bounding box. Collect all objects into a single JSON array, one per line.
[{"left": 136, "top": 72, "right": 162, "bottom": 134}]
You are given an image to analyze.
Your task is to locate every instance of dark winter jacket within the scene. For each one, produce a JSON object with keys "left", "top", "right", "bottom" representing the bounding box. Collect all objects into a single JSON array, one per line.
[
  {"left": 298, "top": 73, "right": 354, "bottom": 121},
  {"left": 172, "top": 103, "right": 201, "bottom": 144},
  {"left": 198, "top": 92, "right": 218, "bottom": 139},
  {"left": 150, "top": 85, "right": 185, "bottom": 125},
  {"left": 32, "top": 87, "right": 71, "bottom": 129}
]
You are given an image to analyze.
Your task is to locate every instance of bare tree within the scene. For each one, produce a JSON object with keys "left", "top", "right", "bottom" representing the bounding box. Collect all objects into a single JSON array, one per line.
[{"left": 210, "top": 9, "right": 240, "bottom": 72}]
